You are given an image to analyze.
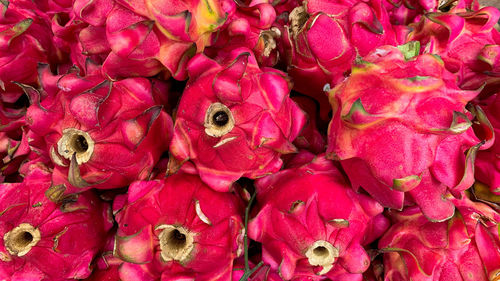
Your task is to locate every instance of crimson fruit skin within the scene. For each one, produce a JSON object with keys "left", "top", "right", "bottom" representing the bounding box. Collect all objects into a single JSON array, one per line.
[
  {"left": 379, "top": 197, "right": 500, "bottom": 281},
  {"left": 25, "top": 70, "right": 173, "bottom": 197},
  {"left": 170, "top": 47, "right": 306, "bottom": 192},
  {"left": 75, "top": 0, "right": 238, "bottom": 80},
  {"left": 249, "top": 152, "right": 389, "bottom": 281},
  {"left": 408, "top": 6, "right": 500, "bottom": 92},
  {"left": 0, "top": 165, "right": 113, "bottom": 281},
  {"left": 282, "top": 0, "right": 399, "bottom": 121},
  {"left": 0, "top": 0, "right": 60, "bottom": 133},
  {"left": 326, "top": 45, "right": 490, "bottom": 222},
  {"left": 113, "top": 174, "right": 244, "bottom": 280},
  {"left": 475, "top": 93, "right": 500, "bottom": 195}
]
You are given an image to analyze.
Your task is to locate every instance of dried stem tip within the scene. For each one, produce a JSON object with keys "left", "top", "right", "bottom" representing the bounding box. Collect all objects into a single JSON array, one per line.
[
  {"left": 4, "top": 223, "right": 41, "bottom": 257},
  {"left": 204, "top": 102, "right": 235, "bottom": 137},
  {"left": 305, "top": 240, "right": 339, "bottom": 275},
  {"left": 156, "top": 225, "right": 194, "bottom": 264},
  {"left": 57, "top": 128, "right": 95, "bottom": 165}
]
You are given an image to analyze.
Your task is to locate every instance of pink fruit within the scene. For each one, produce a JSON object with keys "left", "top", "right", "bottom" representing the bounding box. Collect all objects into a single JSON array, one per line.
[
  {"left": 0, "top": 1, "right": 58, "bottom": 93},
  {"left": 282, "top": 0, "right": 398, "bottom": 121},
  {"left": 291, "top": 95, "right": 326, "bottom": 154},
  {"left": 249, "top": 152, "right": 389, "bottom": 280},
  {"left": 379, "top": 196, "right": 500, "bottom": 281},
  {"left": 113, "top": 174, "right": 244, "bottom": 280},
  {"left": 207, "top": 0, "right": 280, "bottom": 66},
  {"left": 0, "top": 165, "right": 113, "bottom": 280},
  {"left": 408, "top": 6, "right": 500, "bottom": 93},
  {"left": 382, "top": 0, "right": 437, "bottom": 25},
  {"left": 169, "top": 48, "right": 306, "bottom": 192},
  {"left": 326, "top": 45, "right": 493, "bottom": 222},
  {"left": 74, "top": 0, "right": 239, "bottom": 80},
  {"left": 475, "top": 93, "right": 500, "bottom": 194},
  {"left": 0, "top": 1, "right": 61, "bottom": 133},
  {"left": 25, "top": 69, "right": 173, "bottom": 199}
]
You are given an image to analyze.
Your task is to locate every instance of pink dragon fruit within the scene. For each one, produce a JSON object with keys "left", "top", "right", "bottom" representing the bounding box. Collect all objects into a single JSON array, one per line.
[
  {"left": 232, "top": 258, "right": 283, "bottom": 281},
  {"left": 379, "top": 195, "right": 500, "bottom": 281},
  {"left": 291, "top": 95, "right": 326, "bottom": 154},
  {"left": 475, "top": 93, "right": 500, "bottom": 194},
  {"left": 169, "top": 48, "right": 306, "bottom": 192},
  {"left": 71, "top": 0, "right": 238, "bottom": 80},
  {"left": 282, "top": 0, "right": 399, "bottom": 121},
  {"left": 407, "top": 6, "right": 500, "bottom": 94},
  {"left": 206, "top": 0, "right": 280, "bottom": 67},
  {"left": 382, "top": 0, "right": 437, "bottom": 25},
  {"left": 25, "top": 68, "right": 173, "bottom": 199},
  {"left": 0, "top": 0, "right": 59, "bottom": 92},
  {"left": 84, "top": 232, "right": 121, "bottom": 281},
  {"left": 0, "top": 0, "right": 62, "bottom": 133},
  {"left": 0, "top": 164, "right": 113, "bottom": 280},
  {"left": 113, "top": 173, "right": 244, "bottom": 280},
  {"left": 249, "top": 152, "right": 389, "bottom": 280},
  {"left": 327, "top": 44, "right": 495, "bottom": 222}
]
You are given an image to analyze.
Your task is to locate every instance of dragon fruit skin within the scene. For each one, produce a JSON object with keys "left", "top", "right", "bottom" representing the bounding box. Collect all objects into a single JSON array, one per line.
[
  {"left": 475, "top": 93, "right": 500, "bottom": 194},
  {"left": 282, "top": 0, "right": 399, "bottom": 121},
  {"left": 0, "top": 165, "right": 114, "bottom": 280},
  {"left": 408, "top": 6, "right": 500, "bottom": 93},
  {"left": 0, "top": 1, "right": 59, "bottom": 94},
  {"left": 379, "top": 196, "right": 500, "bottom": 281},
  {"left": 169, "top": 48, "right": 306, "bottom": 192},
  {"left": 206, "top": 0, "right": 280, "bottom": 67},
  {"left": 0, "top": 1, "right": 63, "bottom": 134},
  {"left": 113, "top": 174, "right": 244, "bottom": 280},
  {"left": 249, "top": 152, "right": 389, "bottom": 280},
  {"left": 72, "top": 0, "right": 238, "bottom": 80},
  {"left": 25, "top": 70, "right": 173, "bottom": 198},
  {"left": 327, "top": 45, "right": 493, "bottom": 222},
  {"left": 382, "top": 0, "right": 437, "bottom": 25}
]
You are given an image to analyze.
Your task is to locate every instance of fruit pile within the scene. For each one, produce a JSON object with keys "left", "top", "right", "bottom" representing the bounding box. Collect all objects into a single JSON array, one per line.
[{"left": 1, "top": 0, "right": 499, "bottom": 280}]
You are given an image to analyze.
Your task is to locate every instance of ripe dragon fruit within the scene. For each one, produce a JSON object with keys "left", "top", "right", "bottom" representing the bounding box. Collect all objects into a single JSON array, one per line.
[
  {"left": 169, "top": 48, "right": 306, "bottom": 192},
  {"left": 282, "top": 0, "right": 399, "bottom": 121},
  {"left": 113, "top": 173, "right": 244, "bottom": 280},
  {"left": 0, "top": 0, "right": 59, "bottom": 93},
  {"left": 0, "top": 165, "right": 113, "bottom": 280},
  {"left": 379, "top": 195, "right": 500, "bottom": 281},
  {"left": 75, "top": 0, "right": 169, "bottom": 79},
  {"left": 71, "top": 0, "right": 238, "bottom": 80},
  {"left": 475, "top": 93, "right": 500, "bottom": 195},
  {"left": 249, "top": 152, "right": 389, "bottom": 280},
  {"left": 407, "top": 6, "right": 500, "bottom": 94},
  {"left": 0, "top": 0, "right": 61, "bottom": 133},
  {"left": 382, "top": 0, "right": 438, "bottom": 25},
  {"left": 206, "top": 0, "right": 280, "bottom": 67},
  {"left": 25, "top": 67, "right": 173, "bottom": 199},
  {"left": 326, "top": 44, "right": 494, "bottom": 222}
]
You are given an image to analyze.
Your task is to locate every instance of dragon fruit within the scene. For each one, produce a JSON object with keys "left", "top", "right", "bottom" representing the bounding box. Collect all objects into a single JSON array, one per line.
[
  {"left": 327, "top": 44, "right": 493, "bottom": 222},
  {"left": 0, "top": 1, "right": 59, "bottom": 92},
  {"left": 407, "top": 6, "right": 500, "bottom": 94},
  {"left": 206, "top": 0, "right": 280, "bottom": 66},
  {"left": 291, "top": 95, "right": 326, "bottom": 154},
  {"left": 169, "top": 48, "right": 306, "bottom": 192},
  {"left": 72, "top": 0, "right": 238, "bottom": 80},
  {"left": 249, "top": 152, "right": 389, "bottom": 280},
  {"left": 25, "top": 68, "right": 173, "bottom": 199},
  {"left": 113, "top": 173, "right": 244, "bottom": 280},
  {"left": 0, "top": 0, "right": 61, "bottom": 133},
  {"left": 382, "top": 0, "right": 437, "bottom": 25},
  {"left": 475, "top": 93, "right": 500, "bottom": 195},
  {"left": 379, "top": 195, "right": 500, "bottom": 281},
  {"left": 0, "top": 165, "right": 113, "bottom": 280},
  {"left": 282, "top": 0, "right": 399, "bottom": 121}
]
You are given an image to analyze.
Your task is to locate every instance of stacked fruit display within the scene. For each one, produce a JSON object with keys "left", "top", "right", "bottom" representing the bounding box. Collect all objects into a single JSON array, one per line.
[{"left": 0, "top": 0, "right": 499, "bottom": 280}]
